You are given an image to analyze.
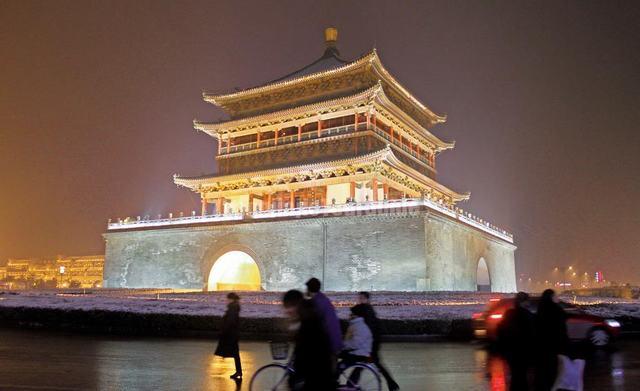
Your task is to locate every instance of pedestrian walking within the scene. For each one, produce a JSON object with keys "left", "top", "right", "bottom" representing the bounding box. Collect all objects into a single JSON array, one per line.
[
  {"left": 497, "top": 291, "right": 534, "bottom": 391},
  {"left": 282, "top": 289, "right": 334, "bottom": 391},
  {"left": 535, "top": 289, "right": 569, "bottom": 391},
  {"left": 214, "top": 292, "right": 243, "bottom": 380},
  {"left": 358, "top": 291, "right": 400, "bottom": 390}
]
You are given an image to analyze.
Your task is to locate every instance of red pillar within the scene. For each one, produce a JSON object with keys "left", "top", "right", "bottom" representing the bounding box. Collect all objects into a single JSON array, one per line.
[
  {"left": 350, "top": 181, "right": 356, "bottom": 201},
  {"left": 289, "top": 190, "right": 295, "bottom": 209},
  {"left": 371, "top": 178, "right": 378, "bottom": 201},
  {"left": 201, "top": 198, "right": 207, "bottom": 216},
  {"left": 216, "top": 198, "right": 224, "bottom": 215},
  {"left": 266, "top": 193, "right": 272, "bottom": 210},
  {"left": 297, "top": 125, "right": 302, "bottom": 141}
]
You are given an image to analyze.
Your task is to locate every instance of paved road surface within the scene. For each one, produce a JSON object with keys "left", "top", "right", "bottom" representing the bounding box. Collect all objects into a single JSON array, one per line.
[{"left": 0, "top": 329, "right": 637, "bottom": 390}]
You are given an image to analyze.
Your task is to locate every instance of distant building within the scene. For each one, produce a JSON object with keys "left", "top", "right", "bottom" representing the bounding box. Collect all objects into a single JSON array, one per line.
[
  {"left": 2, "top": 256, "right": 104, "bottom": 289},
  {"left": 5, "top": 259, "right": 31, "bottom": 282},
  {"left": 56, "top": 255, "right": 104, "bottom": 288}
]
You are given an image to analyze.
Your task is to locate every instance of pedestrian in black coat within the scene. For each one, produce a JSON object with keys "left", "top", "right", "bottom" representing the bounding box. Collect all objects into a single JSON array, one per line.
[
  {"left": 535, "top": 289, "right": 569, "bottom": 391},
  {"left": 358, "top": 291, "right": 400, "bottom": 391},
  {"left": 215, "top": 292, "right": 242, "bottom": 379},
  {"left": 497, "top": 292, "right": 534, "bottom": 391}
]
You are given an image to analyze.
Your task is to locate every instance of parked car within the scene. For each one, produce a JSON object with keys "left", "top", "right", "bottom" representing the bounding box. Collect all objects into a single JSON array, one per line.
[{"left": 472, "top": 297, "right": 621, "bottom": 347}]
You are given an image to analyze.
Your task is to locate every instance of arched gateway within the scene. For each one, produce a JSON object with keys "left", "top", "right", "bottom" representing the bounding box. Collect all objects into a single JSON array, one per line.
[
  {"left": 207, "top": 251, "right": 261, "bottom": 291},
  {"left": 477, "top": 257, "right": 491, "bottom": 292}
]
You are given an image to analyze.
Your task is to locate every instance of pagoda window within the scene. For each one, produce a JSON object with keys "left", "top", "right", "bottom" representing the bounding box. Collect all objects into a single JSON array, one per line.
[
  {"left": 259, "top": 131, "right": 276, "bottom": 147},
  {"left": 261, "top": 131, "right": 275, "bottom": 140},
  {"left": 301, "top": 122, "right": 318, "bottom": 133},
  {"left": 232, "top": 134, "right": 257, "bottom": 145},
  {"left": 375, "top": 121, "right": 392, "bottom": 142},
  {"left": 278, "top": 126, "right": 298, "bottom": 145},
  {"left": 228, "top": 134, "right": 258, "bottom": 153},
  {"left": 322, "top": 115, "right": 355, "bottom": 129},
  {"left": 387, "top": 187, "right": 404, "bottom": 200}
]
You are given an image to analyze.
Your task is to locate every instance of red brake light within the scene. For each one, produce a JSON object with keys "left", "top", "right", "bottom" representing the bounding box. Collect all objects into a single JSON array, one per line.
[
  {"left": 489, "top": 313, "right": 503, "bottom": 320},
  {"left": 472, "top": 313, "right": 483, "bottom": 319}
]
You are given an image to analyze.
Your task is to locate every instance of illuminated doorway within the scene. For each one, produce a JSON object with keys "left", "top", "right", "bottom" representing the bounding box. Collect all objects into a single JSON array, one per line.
[
  {"left": 477, "top": 258, "right": 491, "bottom": 292},
  {"left": 207, "top": 251, "right": 261, "bottom": 291}
]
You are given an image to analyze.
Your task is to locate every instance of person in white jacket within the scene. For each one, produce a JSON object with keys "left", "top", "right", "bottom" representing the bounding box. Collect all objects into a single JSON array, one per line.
[{"left": 341, "top": 304, "right": 373, "bottom": 363}]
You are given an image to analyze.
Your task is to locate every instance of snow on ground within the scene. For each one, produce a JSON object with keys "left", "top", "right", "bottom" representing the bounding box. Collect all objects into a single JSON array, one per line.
[{"left": 0, "top": 290, "right": 637, "bottom": 320}]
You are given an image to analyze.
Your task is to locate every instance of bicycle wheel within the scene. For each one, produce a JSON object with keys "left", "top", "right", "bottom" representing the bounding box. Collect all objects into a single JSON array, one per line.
[
  {"left": 338, "top": 363, "right": 382, "bottom": 391},
  {"left": 249, "top": 363, "right": 292, "bottom": 391},
  {"left": 337, "top": 363, "right": 382, "bottom": 391}
]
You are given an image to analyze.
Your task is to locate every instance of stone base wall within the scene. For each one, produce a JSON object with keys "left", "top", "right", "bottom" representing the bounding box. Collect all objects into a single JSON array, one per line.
[{"left": 103, "top": 211, "right": 516, "bottom": 292}]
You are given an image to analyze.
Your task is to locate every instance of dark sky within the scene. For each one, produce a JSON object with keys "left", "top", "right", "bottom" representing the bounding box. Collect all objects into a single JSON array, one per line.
[{"left": 1, "top": 0, "right": 639, "bottom": 284}]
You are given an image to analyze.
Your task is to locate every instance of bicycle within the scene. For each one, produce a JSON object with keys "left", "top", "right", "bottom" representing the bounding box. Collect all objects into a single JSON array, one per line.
[
  {"left": 249, "top": 341, "right": 293, "bottom": 391},
  {"left": 249, "top": 341, "right": 382, "bottom": 391}
]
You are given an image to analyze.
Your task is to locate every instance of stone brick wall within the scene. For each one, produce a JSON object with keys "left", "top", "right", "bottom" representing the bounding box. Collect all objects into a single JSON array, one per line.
[{"left": 103, "top": 210, "right": 516, "bottom": 292}]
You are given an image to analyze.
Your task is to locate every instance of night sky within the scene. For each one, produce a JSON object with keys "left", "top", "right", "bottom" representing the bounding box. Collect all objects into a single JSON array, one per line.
[{"left": 2, "top": 1, "right": 639, "bottom": 284}]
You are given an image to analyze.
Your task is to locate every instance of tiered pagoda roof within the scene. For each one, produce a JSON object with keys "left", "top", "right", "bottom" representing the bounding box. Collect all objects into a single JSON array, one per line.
[{"left": 175, "top": 27, "right": 468, "bottom": 206}]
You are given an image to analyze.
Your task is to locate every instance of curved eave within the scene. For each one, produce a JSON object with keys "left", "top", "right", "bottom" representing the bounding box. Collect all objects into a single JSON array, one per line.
[
  {"left": 382, "top": 149, "right": 469, "bottom": 202},
  {"left": 203, "top": 51, "right": 375, "bottom": 104},
  {"left": 174, "top": 147, "right": 391, "bottom": 188},
  {"left": 368, "top": 49, "right": 447, "bottom": 124},
  {"left": 203, "top": 49, "right": 446, "bottom": 125},
  {"left": 174, "top": 146, "right": 468, "bottom": 202},
  {"left": 194, "top": 84, "right": 381, "bottom": 138},
  {"left": 372, "top": 86, "right": 454, "bottom": 151},
  {"left": 195, "top": 82, "right": 454, "bottom": 151}
]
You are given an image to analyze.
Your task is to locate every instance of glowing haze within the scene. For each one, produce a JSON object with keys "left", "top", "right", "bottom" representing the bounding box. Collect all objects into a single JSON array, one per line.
[{"left": 1, "top": 1, "right": 639, "bottom": 284}]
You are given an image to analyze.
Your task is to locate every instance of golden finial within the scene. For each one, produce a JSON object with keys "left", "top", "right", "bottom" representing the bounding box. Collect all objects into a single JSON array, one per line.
[{"left": 324, "top": 27, "right": 338, "bottom": 47}]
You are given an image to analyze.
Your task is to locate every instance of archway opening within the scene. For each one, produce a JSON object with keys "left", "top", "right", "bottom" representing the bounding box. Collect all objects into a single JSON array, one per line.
[
  {"left": 477, "top": 258, "right": 491, "bottom": 292},
  {"left": 207, "top": 251, "right": 261, "bottom": 291}
]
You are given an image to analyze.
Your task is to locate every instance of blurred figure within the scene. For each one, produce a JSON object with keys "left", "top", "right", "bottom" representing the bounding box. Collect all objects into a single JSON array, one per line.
[
  {"left": 283, "top": 289, "right": 334, "bottom": 391},
  {"left": 535, "top": 289, "right": 569, "bottom": 391},
  {"left": 358, "top": 291, "right": 400, "bottom": 390},
  {"left": 497, "top": 292, "right": 534, "bottom": 391},
  {"left": 339, "top": 304, "right": 373, "bottom": 385},
  {"left": 305, "top": 278, "right": 343, "bottom": 359},
  {"left": 215, "top": 292, "right": 242, "bottom": 380},
  {"left": 340, "top": 304, "right": 373, "bottom": 364}
]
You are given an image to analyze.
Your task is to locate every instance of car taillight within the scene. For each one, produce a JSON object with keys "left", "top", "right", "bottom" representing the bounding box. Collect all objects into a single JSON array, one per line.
[
  {"left": 489, "top": 313, "right": 503, "bottom": 320},
  {"left": 472, "top": 313, "right": 483, "bottom": 319}
]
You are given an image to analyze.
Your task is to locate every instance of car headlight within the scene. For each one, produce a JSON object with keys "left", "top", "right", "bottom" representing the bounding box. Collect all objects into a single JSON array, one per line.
[{"left": 605, "top": 319, "right": 621, "bottom": 328}]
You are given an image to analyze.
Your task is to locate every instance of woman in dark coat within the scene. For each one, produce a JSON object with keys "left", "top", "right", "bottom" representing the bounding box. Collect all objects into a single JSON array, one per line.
[
  {"left": 215, "top": 292, "right": 242, "bottom": 379},
  {"left": 535, "top": 289, "right": 569, "bottom": 390}
]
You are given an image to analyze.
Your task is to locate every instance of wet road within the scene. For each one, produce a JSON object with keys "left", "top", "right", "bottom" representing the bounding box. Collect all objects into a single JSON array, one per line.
[{"left": 0, "top": 329, "right": 638, "bottom": 390}]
